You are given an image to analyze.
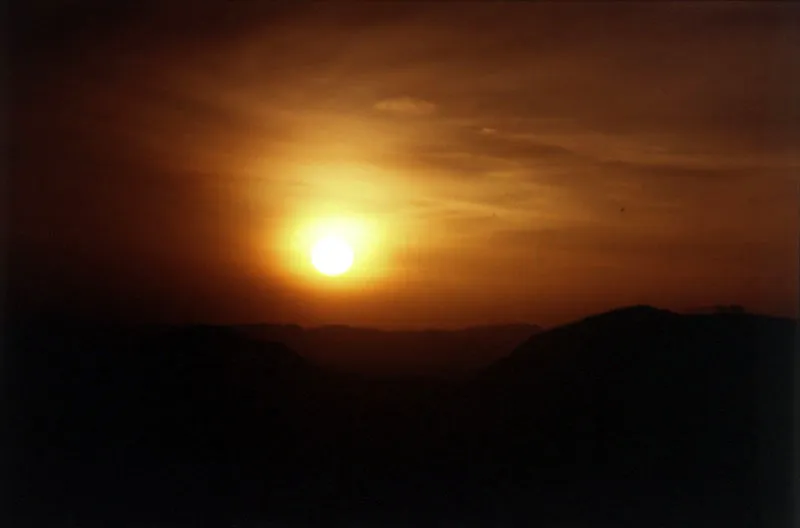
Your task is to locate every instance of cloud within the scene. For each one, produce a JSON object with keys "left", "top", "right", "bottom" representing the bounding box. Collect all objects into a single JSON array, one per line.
[
  {"left": 387, "top": 124, "right": 588, "bottom": 182},
  {"left": 489, "top": 223, "right": 790, "bottom": 268},
  {"left": 373, "top": 96, "right": 437, "bottom": 116}
]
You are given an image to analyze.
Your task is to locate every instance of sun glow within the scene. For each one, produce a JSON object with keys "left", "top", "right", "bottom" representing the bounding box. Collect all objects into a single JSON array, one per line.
[
  {"left": 273, "top": 213, "right": 390, "bottom": 286},
  {"left": 311, "top": 236, "right": 354, "bottom": 276}
]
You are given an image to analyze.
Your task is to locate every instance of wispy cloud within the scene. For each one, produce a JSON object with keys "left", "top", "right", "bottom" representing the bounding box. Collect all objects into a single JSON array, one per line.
[{"left": 373, "top": 96, "right": 437, "bottom": 116}]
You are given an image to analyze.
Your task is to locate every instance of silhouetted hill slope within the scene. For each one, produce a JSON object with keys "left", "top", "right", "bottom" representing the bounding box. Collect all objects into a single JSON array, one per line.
[
  {"left": 235, "top": 322, "right": 541, "bottom": 376},
  {"left": 7, "top": 321, "right": 310, "bottom": 525},
  {"left": 444, "top": 305, "right": 796, "bottom": 525}
]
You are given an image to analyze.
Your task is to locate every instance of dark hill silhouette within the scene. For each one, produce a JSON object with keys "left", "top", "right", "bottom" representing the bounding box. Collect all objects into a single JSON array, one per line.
[
  {"left": 6, "top": 307, "right": 795, "bottom": 527},
  {"left": 8, "top": 320, "right": 309, "bottom": 525},
  {"left": 445, "top": 305, "right": 796, "bottom": 526}
]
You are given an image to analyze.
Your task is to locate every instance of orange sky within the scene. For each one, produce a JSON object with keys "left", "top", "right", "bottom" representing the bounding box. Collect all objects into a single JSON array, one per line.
[{"left": 9, "top": 3, "right": 799, "bottom": 328}]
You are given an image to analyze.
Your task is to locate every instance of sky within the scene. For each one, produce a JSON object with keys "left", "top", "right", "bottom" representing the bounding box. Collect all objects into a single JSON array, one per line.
[{"left": 8, "top": 2, "right": 800, "bottom": 328}]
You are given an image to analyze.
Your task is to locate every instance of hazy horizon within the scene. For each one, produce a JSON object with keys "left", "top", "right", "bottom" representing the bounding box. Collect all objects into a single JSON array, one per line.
[{"left": 14, "top": 302, "right": 790, "bottom": 333}]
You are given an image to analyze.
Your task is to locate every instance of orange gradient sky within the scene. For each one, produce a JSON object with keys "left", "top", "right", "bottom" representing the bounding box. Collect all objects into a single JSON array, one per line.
[{"left": 9, "top": 2, "right": 799, "bottom": 328}]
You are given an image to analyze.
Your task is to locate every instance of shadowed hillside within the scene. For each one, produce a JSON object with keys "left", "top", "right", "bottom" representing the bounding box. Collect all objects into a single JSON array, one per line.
[
  {"left": 7, "top": 320, "right": 309, "bottom": 525},
  {"left": 438, "top": 306, "right": 796, "bottom": 526},
  {"left": 6, "top": 307, "right": 795, "bottom": 527}
]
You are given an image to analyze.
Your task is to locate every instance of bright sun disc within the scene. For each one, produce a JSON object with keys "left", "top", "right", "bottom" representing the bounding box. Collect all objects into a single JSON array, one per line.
[{"left": 311, "top": 236, "right": 354, "bottom": 276}]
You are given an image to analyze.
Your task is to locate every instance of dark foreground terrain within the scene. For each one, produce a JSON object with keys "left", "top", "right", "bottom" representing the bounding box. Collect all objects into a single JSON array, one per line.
[{"left": 5, "top": 306, "right": 796, "bottom": 527}]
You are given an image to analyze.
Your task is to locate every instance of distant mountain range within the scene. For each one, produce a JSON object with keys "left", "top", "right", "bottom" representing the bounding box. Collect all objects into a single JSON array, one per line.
[
  {"left": 234, "top": 322, "right": 542, "bottom": 376},
  {"left": 6, "top": 306, "right": 795, "bottom": 527}
]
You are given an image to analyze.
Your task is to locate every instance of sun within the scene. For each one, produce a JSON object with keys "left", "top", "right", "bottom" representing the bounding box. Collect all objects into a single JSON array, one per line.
[{"left": 311, "top": 236, "right": 354, "bottom": 276}]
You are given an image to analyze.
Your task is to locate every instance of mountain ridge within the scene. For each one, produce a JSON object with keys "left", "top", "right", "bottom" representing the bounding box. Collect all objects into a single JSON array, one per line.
[{"left": 234, "top": 321, "right": 543, "bottom": 376}]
